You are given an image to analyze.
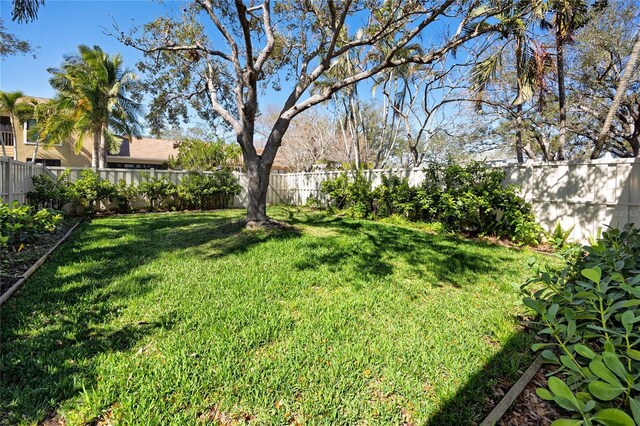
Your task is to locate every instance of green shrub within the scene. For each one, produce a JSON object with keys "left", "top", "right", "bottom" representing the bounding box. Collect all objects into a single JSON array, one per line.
[
  {"left": 138, "top": 173, "right": 177, "bottom": 211},
  {"left": 177, "top": 169, "right": 241, "bottom": 210},
  {"left": 0, "top": 201, "right": 63, "bottom": 249},
  {"left": 319, "top": 161, "right": 542, "bottom": 245},
  {"left": 114, "top": 180, "right": 139, "bottom": 213},
  {"left": 417, "top": 161, "right": 543, "bottom": 245},
  {"left": 372, "top": 175, "right": 421, "bottom": 220},
  {"left": 522, "top": 224, "right": 640, "bottom": 425},
  {"left": 70, "top": 169, "right": 117, "bottom": 211},
  {"left": 321, "top": 170, "right": 373, "bottom": 218},
  {"left": 28, "top": 169, "right": 73, "bottom": 209}
]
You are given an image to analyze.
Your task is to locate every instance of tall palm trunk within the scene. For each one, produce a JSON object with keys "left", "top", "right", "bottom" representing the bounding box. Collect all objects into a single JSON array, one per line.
[
  {"left": 99, "top": 131, "right": 107, "bottom": 169},
  {"left": 556, "top": 29, "right": 567, "bottom": 160},
  {"left": 91, "top": 130, "right": 100, "bottom": 169},
  {"left": 515, "top": 104, "right": 525, "bottom": 163},
  {"left": 10, "top": 117, "right": 18, "bottom": 161},
  {"left": 592, "top": 28, "right": 640, "bottom": 159},
  {"left": 1, "top": 137, "right": 6, "bottom": 157},
  {"left": 31, "top": 141, "right": 40, "bottom": 164}
]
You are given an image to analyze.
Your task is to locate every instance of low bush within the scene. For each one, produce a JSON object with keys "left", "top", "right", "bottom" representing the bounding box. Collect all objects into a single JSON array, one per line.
[
  {"left": 138, "top": 173, "right": 177, "bottom": 212},
  {"left": 29, "top": 168, "right": 243, "bottom": 214},
  {"left": 70, "top": 169, "right": 117, "bottom": 211},
  {"left": 0, "top": 201, "right": 63, "bottom": 249},
  {"left": 523, "top": 224, "right": 640, "bottom": 425},
  {"left": 320, "top": 161, "right": 543, "bottom": 245},
  {"left": 114, "top": 180, "right": 139, "bottom": 213},
  {"left": 28, "top": 169, "right": 73, "bottom": 210},
  {"left": 177, "top": 169, "right": 241, "bottom": 210}
]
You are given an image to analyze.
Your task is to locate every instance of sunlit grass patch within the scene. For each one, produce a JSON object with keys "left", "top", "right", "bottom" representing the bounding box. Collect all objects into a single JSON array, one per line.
[{"left": 0, "top": 207, "right": 552, "bottom": 425}]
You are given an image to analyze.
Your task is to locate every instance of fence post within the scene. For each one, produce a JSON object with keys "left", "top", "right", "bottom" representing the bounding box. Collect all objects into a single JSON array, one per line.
[
  {"left": 7, "top": 158, "right": 14, "bottom": 204},
  {"left": 1, "top": 157, "right": 8, "bottom": 204}
]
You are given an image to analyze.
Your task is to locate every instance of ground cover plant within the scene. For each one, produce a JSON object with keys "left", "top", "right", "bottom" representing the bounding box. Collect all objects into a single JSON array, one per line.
[
  {"left": 1, "top": 208, "right": 549, "bottom": 425},
  {"left": 0, "top": 200, "right": 62, "bottom": 249},
  {"left": 0, "top": 200, "right": 73, "bottom": 296},
  {"left": 523, "top": 224, "right": 640, "bottom": 425}
]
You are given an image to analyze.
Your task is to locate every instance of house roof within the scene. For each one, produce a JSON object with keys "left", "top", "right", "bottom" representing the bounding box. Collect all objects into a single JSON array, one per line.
[{"left": 111, "top": 137, "right": 179, "bottom": 163}]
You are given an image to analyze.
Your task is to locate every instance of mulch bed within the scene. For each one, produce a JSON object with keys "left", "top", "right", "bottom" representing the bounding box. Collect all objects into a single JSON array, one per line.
[
  {"left": 497, "top": 364, "right": 570, "bottom": 425},
  {"left": 0, "top": 218, "right": 80, "bottom": 298}
]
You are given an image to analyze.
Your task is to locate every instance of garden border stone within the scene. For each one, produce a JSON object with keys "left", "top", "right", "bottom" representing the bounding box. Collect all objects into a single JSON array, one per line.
[
  {"left": 480, "top": 354, "right": 544, "bottom": 426},
  {"left": 0, "top": 220, "right": 82, "bottom": 306}
]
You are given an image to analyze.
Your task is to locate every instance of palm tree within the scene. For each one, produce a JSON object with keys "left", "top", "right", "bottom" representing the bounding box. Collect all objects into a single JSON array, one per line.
[
  {"left": 591, "top": 27, "right": 640, "bottom": 158},
  {"left": 471, "top": 11, "right": 546, "bottom": 162},
  {"left": 541, "top": 0, "right": 599, "bottom": 160},
  {"left": 42, "top": 45, "right": 142, "bottom": 168},
  {"left": 0, "top": 91, "right": 34, "bottom": 160}
]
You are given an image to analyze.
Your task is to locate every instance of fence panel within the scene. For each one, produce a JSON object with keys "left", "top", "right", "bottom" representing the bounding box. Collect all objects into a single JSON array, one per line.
[
  {"left": 38, "top": 158, "right": 640, "bottom": 243},
  {"left": 263, "top": 159, "right": 640, "bottom": 243},
  {"left": 0, "top": 157, "right": 50, "bottom": 205}
]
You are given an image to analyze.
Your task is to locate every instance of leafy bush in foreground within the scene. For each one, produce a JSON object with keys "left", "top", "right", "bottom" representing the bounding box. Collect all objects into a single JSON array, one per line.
[
  {"left": 523, "top": 224, "right": 640, "bottom": 425},
  {"left": 320, "top": 161, "right": 543, "bottom": 245},
  {"left": 0, "top": 201, "right": 63, "bottom": 248}
]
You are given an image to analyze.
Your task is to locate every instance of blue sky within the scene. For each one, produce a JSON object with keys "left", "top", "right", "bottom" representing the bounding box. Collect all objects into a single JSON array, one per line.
[
  {"left": 1, "top": 1, "right": 172, "bottom": 97},
  {"left": 0, "top": 1, "right": 464, "bottom": 141}
]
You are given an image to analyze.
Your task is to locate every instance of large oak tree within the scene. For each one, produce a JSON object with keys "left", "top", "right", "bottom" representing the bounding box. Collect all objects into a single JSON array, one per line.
[{"left": 120, "top": 0, "right": 521, "bottom": 225}]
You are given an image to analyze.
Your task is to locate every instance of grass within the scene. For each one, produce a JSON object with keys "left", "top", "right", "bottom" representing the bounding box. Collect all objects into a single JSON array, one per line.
[{"left": 1, "top": 207, "right": 552, "bottom": 425}]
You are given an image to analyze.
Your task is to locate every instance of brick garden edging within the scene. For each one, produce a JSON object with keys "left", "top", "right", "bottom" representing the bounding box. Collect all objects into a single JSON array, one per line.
[{"left": 0, "top": 220, "right": 82, "bottom": 306}]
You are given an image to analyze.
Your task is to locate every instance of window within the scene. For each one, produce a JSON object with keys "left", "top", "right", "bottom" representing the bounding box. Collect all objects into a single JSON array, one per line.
[
  {"left": 26, "top": 158, "right": 61, "bottom": 167},
  {"left": 107, "top": 162, "right": 161, "bottom": 170},
  {"left": 24, "top": 119, "right": 37, "bottom": 144}
]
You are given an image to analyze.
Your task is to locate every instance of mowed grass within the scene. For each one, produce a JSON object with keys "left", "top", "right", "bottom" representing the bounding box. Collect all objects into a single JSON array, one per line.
[{"left": 1, "top": 208, "right": 547, "bottom": 425}]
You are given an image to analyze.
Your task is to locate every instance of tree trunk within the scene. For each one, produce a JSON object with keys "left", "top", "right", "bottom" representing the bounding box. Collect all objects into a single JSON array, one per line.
[
  {"left": 556, "top": 31, "right": 567, "bottom": 160},
  {"left": 1, "top": 138, "right": 6, "bottom": 157},
  {"left": 592, "top": 28, "right": 640, "bottom": 159},
  {"left": 31, "top": 141, "right": 40, "bottom": 164},
  {"left": 92, "top": 130, "right": 100, "bottom": 169},
  {"left": 515, "top": 104, "right": 525, "bottom": 163},
  {"left": 98, "top": 130, "right": 107, "bottom": 169},
  {"left": 10, "top": 118, "right": 18, "bottom": 161},
  {"left": 245, "top": 156, "right": 270, "bottom": 223}
]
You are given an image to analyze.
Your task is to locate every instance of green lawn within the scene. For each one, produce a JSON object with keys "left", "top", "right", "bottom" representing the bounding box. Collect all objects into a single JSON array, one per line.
[{"left": 1, "top": 208, "right": 547, "bottom": 425}]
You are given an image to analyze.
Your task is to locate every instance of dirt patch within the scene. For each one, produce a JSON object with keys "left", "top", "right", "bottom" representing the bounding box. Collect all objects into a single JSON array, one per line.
[
  {"left": 497, "top": 364, "right": 569, "bottom": 425},
  {"left": 40, "top": 414, "right": 66, "bottom": 426},
  {"left": 0, "top": 218, "right": 80, "bottom": 297},
  {"left": 197, "top": 405, "right": 255, "bottom": 424}
]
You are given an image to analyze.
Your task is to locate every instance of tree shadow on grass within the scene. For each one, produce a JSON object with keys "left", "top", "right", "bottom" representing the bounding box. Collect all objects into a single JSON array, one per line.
[
  {"left": 425, "top": 326, "right": 535, "bottom": 425},
  {"left": 0, "top": 212, "right": 300, "bottom": 424},
  {"left": 283, "top": 210, "right": 523, "bottom": 289}
]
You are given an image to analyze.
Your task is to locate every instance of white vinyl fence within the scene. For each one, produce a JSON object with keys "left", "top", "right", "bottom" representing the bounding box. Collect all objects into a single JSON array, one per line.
[
  {"left": 0, "top": 157, "right": 53, "bottom": 205},
  {"left": 263, "top": 159, "right": 640, "bottom": 242},
  {"left": 48, "top": 167, "right": 249, "bottom": 210},
  {"left": 9, "top": 158, "right": 640, "bottom": 242}
]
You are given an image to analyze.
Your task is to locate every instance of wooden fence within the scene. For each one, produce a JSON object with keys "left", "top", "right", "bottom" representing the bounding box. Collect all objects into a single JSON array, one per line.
[
  {"left": 0, "top": 157, "right": 53, "bottom": 205},
  {"left": 8, "top": 158, "right": 640, "bottom": 242}
]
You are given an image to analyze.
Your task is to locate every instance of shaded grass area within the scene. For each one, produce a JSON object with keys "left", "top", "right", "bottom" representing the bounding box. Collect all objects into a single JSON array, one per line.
[{"left": 1, "top": 207, "right": 550, "bottom": 425}]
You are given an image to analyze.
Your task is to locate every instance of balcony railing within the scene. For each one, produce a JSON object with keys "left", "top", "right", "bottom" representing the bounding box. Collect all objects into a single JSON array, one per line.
[{"left": 1, "top": 131, "right": 15, "bottom": 147}]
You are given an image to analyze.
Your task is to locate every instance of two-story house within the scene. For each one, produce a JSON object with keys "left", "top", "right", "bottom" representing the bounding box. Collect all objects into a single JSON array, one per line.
[
  {"left": 1, "top": 95, "right": 289, "bottom": 171},
  {"left": 0, "top": 96, "right": 179, "bottom": 168}
]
